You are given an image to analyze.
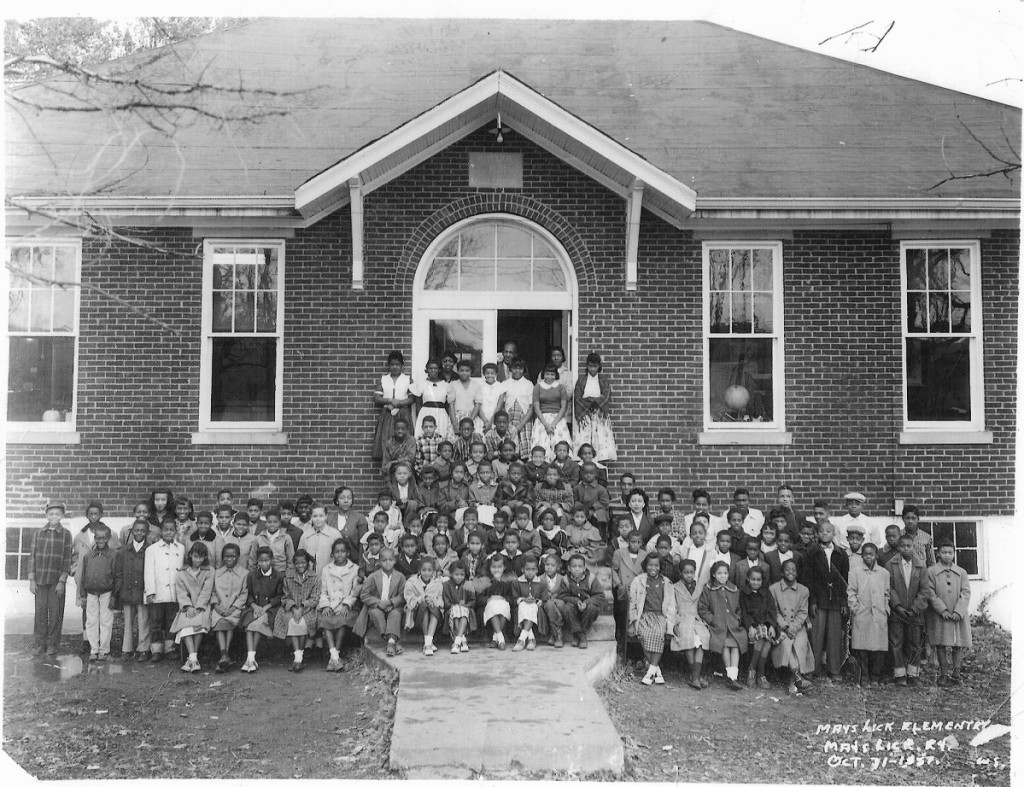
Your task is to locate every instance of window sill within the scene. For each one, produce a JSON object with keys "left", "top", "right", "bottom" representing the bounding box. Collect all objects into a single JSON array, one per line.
[
  {"left": 698, "top": 431, "right": 792, "bottom": 446},
  {"left": 6, "top": 429, "right": 81, "bottom": 445},
  {"left": 191, "top": 431, "right": 289, "bottom": 445},
  {"left": 899, "top": 430, "right": 993, "bottom": 445}
]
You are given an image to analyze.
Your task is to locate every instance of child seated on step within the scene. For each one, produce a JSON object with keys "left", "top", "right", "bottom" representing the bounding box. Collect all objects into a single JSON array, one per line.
[
  {"left": 442, "top": 463, "right": 471, "bottom": 520},
  {"left": 429, "top": 533, "right": 459, "bottom": 578},
  {"left": 537, "top": 509, "right": 571, "bottom": 565},
  {"left": 239, "top": 546, "right": 284, "bottom": 673},
  {"left": 524, "top": 445, "right": 550, "bottom": 486},
  {"left": 496, "top": 462, "right": 533, "bottom": 517},
  {"left": 404, "top": 556, "right": 444, "bottom": 656},
  {"left": 739, "top": 566, "right": 777, "bottom": 689},
  {"left": 318, "top": 539, "right": 361, "bottom": 672},
  {"left": 460, "top": 531, "right": 490, "bottom": 592},
  {"left": 575, "top": 443, "right": 608, "bottom": 487},
  {"left": 511, "top": 554, "right": 545, "bottom": 651},
  {"left": 395, "top": 533, "right": 423, "bottom": 579},
  {"left": 565, "top": 504, "right": 606, "bottom": 570},
  {"left": 359, "top": 532, "right": 384, "bottom": 579},
  {"left": 670, "top": 559, "right": 710, "bottom": 690},
  {"left": 628, "top": 552, "right": 675, "bottom": 686},
  {"left": 444, "top": 562, "right": 476, "bottom": 653},
  {"left": 495, "top": 530, "right": 528, "bottom": 577},
  {"left": 534, "top": 465, "right": 574, "bottom": 525},
  {"left": 559, "top": 553, "right": 607, "bottom": 648},
  {"left": 540, "top": 554, "right": 569, "bottom": 647},
  {"left": 481, "top": 554, "right": 516, "bottom": 650},
  {"left": 550, "top": 441, "right": 579, "bottom": 486},
  {"left": 698, "top": 560, "right": 747, "bottom": 690},
  {"left": 210, "top": 542, "right": 247, "bottom": 673},
  {"left": 356, "top": 548, "right": 406, "bottom": 657},
  {"left": 512, "top": 505, "right": 541, "bottom": 558},
  {"left": 490, "top": 439, "right": 519, "bottom": 480}
]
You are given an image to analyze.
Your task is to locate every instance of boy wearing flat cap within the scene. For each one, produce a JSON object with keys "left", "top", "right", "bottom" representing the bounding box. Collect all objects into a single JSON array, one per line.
[
  {"left": 29, "top": 502, "right": 73, "bottom": 656},
  {"left": 832, "top": 492, "right": 882, "bottom": 552}
]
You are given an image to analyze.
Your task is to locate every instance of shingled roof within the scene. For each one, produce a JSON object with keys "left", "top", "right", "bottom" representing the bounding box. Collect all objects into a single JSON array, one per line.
[{"left": 6, "top": 18, "right": 1021, "bottom": 206}]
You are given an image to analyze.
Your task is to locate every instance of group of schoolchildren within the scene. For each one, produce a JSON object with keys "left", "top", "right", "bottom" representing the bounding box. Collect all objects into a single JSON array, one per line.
[{"left": 30, "top": 451, "right": 971, "bottom": 690}]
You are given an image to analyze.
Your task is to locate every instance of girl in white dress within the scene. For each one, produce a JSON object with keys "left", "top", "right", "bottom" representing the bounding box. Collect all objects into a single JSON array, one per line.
[
  {"left": 411, "top": 359, "right": 454, "bottom": 440},
  {"left": 531, "top": 364, "right": 572, "bottom": 462},
  {"left": 450, "top": 360, "right": 484, "bottom": 434},
  {"left": 372, "top": 351, "right": 413, "bottom": 461},
  {"left": 478, "top": 363, "right": 506, "bottom": 432}
]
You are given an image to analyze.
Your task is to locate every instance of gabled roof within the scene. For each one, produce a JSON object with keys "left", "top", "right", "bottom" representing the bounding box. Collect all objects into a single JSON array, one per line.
[
  {"left": 6, "top": 18, "right": 1021, "bottom": 214},
  {"left": 294, "top": 70, "right": 696, "bottom": 226}
]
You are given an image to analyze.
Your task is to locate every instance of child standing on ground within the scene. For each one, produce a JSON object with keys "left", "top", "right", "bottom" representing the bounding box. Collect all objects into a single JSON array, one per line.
[
  {"left": 170, "top": 542, "right": 214, "bottom": 672},
  {"left": 144, "top": 519, "right": 186, "bottom": 663},
  {"left": 210, "top": 543, "right": 247, "bottom": 673},
  {"left": 113, "top": 519, "right": 151, "bottom": 660},
  {"left": 611, "top": 530, "right": 647, "bottom": 640},
  {"left": 443, "top": 562, "right": 476, "bottom": 653},
  {"left": 923, "top": 540, "right": 971, "bottom": 686},
  {"left": 239, "top": 546, "right": 284, "bottom": 673},
  {"left": 847, "top": 543, "right": 890, "bottom": 687},
  {"left": 629, "top": 552, "right": 677, "bottom": 686},
  {"left": 739, "top": 566, "right": 777, "bottom": 688},
  {"left": 671, "top": 559, "right": 710, "bottom": 690},
  {"left": 888, "top": 534, "right": 928, "bottom": 686},
  {"left": 698, "top": 560, "right": 748, "bottom": 690},
  {"left": 769, "top": 560, "right": 815, "bottom": 693},
  {"left": 78, "top": 523, "right": 117, "bottom": 662},
  {"left": 318, "top": 539, "right": 362, "bottom": 672},
  {"left": 404, "top": 557, "right": 444, "bottom": 656},
  {"left": 355, "top": 548, "right": 406, "bottom": 657},
  {"left": 274, "top": 549, "right": 321, "bottom": 672}
]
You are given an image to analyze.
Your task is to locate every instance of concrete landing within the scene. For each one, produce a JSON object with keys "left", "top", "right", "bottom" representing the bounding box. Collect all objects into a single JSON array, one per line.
[{"left": 366, "top": 623, "right": 623, "bottom": 778}]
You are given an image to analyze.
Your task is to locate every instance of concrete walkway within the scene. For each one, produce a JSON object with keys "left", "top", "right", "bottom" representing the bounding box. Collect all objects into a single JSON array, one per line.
[{"left": 365, "top": 615, "right": 623, "bottom": 778}]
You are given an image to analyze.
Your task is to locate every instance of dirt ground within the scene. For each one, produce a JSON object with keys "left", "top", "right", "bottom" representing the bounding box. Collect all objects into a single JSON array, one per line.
[
  {"left": 2, "top": 632, "right": 399, "bottom": 780},
  {"left": 597, "top": 622, "right": 1011, "bottom": 785}
]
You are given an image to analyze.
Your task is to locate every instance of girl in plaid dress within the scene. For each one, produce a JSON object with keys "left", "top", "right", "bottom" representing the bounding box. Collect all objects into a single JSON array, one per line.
[
  {"left": 501, "top": 359, "right": 535, "bottom": 459},
  {"left": 628, "top": 553, "right": 677, "bottom": 686},
  {"left": 273, "top": 549, "right": 321, "bottom": 672}
]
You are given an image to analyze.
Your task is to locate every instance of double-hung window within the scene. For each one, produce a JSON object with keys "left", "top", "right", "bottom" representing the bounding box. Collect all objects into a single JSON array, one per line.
[
  {"left": 702, "top": 242, "right": 786, "bottom": 441},
  {"left": 6, "top": 240, "right": 80, "bottom": 437},
  {"left": 198, "top": 241, "right": 285, "bottom": 439},
  {"left": 900, "top": 241, "right": 985, "bottom": 439},
  {"left": 917, "top": 519, "right": 983, "bottom": 579}
]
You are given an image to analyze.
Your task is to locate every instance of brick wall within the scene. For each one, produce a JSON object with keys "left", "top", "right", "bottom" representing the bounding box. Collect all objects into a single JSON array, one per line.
[{"left": 5, "top": 125, "right": 1018, "bottom": 521}]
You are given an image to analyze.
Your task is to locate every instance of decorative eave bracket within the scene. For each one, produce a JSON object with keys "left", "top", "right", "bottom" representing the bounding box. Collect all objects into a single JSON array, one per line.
[
  {"left": 349, "top": 177, "right": 364, "bottom": 290},
  {"left": 625, "top": 178, "right": 644, "bottom": 291}
]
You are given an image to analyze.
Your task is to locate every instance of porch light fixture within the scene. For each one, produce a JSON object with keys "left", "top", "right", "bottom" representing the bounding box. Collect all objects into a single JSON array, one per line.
[{"left": 490, "top": 112, "right": 510, "bottom": 143}]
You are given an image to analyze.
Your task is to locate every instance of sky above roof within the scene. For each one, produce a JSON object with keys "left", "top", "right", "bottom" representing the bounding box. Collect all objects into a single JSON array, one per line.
[{"left": 15, "top": 0, "right": 1023, "bottom": 107}]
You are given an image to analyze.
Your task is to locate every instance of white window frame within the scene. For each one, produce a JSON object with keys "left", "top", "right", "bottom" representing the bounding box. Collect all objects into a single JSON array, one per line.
[
  {"left": 5, "top": 238, "right": 82, "bottom": 444},
  {"left": 700, "top": 241, "right": 788, "bottom": 444},
  {"left": 195, "top": 239, "right": 286, "bottom": 443},
  {"left": 917, "top": 517, "right": 985, "bottom": 580},
  {"left": 899, "top": 240, "right": 987, "bottom": 443}
]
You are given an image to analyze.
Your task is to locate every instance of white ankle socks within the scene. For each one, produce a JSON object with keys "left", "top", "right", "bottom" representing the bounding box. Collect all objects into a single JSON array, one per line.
[
  {"left": 726, "top": 666, "right": 738, "bottom": 681},
  {"left": 294, "top": 649, "right": 303, "bottom": 663},
  {"left": 329, "top": 647, "right": 340, "bottom": 660}
]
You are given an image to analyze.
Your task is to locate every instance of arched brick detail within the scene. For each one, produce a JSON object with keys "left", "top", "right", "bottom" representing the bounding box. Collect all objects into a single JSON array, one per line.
[{"left": 395, "top": 194, "right": 598, "bottom": 296}]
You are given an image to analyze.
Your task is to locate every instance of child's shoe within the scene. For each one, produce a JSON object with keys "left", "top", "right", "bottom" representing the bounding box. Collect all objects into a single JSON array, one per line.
[
  {"left": 950, "top": 671, "right": 962, "bottom": 684},
  {"left": 496, "top": 637, "right": 507, "bottom": 651},
  {"left": 641, "top": 666, "right": 655, "bottom": 686},
  {"left": 293, "top": 660, "right": 305, "bottom": 672},
  {"left": 727, "top": 679, "right": 743, "bottom": 691},
  {"left": 687, "top": 677, "right": 702, "bottom": 690},
  {"left": 423, "top": 645, "right": 434, "bottom": 656},
  {"left": 150, "top": 652, "right": 163, "bottom": 664},
  {"left": 451, "top": 641, "right": 461, "bottom": 655},
  {"left": 136, "top": 651, "right": 150, "bottom": 662},
  {"left": 180, "top": 659, "right": 193, "bottom": 672},
  {"left": 89, "top": 652, "right": 99, "bottom": 662},
  {"left": 525, "top": 637, "right": 536, "bottom": 651},
  {"left": 460, "top": 640, "right": 470, "bottom": 653},
  {"left": 240, "top": 659, "right": 255, "bottom": 673},
  {"left": 936, "top": 675, "right": 949, "bottom": 687},
  {"left": 653, "top": 668, "right": 665, "bottom": 685},
  {"left": 758, "top": 676, "right": 770, "bottom": 689},
  {"left": 553, "top": 632, "right": 564, "bottom": 648},
  {"left": 906, "top": 676, "right": 918, "bottom": 687},
  {"left": 578, "top": 633, "right": 588, "bottom": 649},
  {"left": 745, "top": 671, "right": 756, "bottom": 688},
  {"left": 385, "top": 639, "right": 397, "bottom": 657},
  {"left": 512, "top": 637, "right": 527, "bottom": 652},
  {"left": 788, "top": 682, "right": 798, "bottom": 695}
]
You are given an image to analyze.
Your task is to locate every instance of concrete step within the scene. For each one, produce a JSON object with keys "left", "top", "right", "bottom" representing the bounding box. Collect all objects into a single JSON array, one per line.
[{"left": 366, "top": 635, "right": 622, "bottom": 776}]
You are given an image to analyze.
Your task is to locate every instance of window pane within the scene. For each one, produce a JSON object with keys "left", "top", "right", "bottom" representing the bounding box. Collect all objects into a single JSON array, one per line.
[
  {"left": 752, "top": 248, "right": 773, "bottom": 290},
  {"left": 9, "top": 247, "right": 31, "bottom": 276},
  {"left": 424, "top": 258, "right": 458, "bottom": 290},
  {"left": 931, "top": 522, "right": 954, "bottom": 544},
  {"left": 32, "top": 246, "right": 54, "bottom": 280},
  {"left": 927, "top": 249, "right": 949, "bottom": 289},
  {"left": 429, "top": 319, "right": 483, "bottom": 377},
  {"left": 9, "top": 290, "right": 29, "bottom": 331},
  {"left": 459, "top": 226, "right": 495, "bottom": 258},
  {"left": 730, "top": 250, "right": 750, "bottom": 291},
  {"left": 957, "top": 549, "right": 978, "bottom": 575},
  {"left": 212, "top": 263, "right": 233, "bottom": 289},
  {"left": 906, "top": 337, "right": 971, "bottom": 421},
  {"left": 7, "top": 528, "right": 22, "bottom": 552},
  {"left": 730, "top": 292, "right": 751, "bottom": 332},
  {"left": 210, "top": 337, "right": 277, "bottom": 422},
  {"left": 257, "top": 256, "right": 278, "bottom": 291},
  {"left": 29, "top": 289, "right": 52, "bottom": 332},
  {"left": 435, "top": 238, "right": 459, "bottom": 258},
  {"left": 496, "top": 225, "right": 533, "bottom": 257},
  {"left": 950, "top": 292, "right": 971, "bottom": 332},
  {"left": 955, "top": 521, "right": 977, "bottom": 548},
  {"left": 752, "top": 293, "right": 773, "bottom": 333},
  {"left": 495, "top": 259, "right": 532, "bottom": 291},
  {"left": 906, "top": 292, "right": 927, "bottom": 332},
  {"left": 709, "top": 250, "right": 728, "bottom": 291},
  {"left": 212, "top": 292, "right": 233, "bottom": 332},
  {"left": 709, "top": 292, "right": 729, "bottom": 334},
  {"left": 534, "top": 235, "right": 559, "bottom": 259},
  {"left": 906, "top": 249, "right": 927, "bottom": 289},
  {"left": 256, "top": 292, "right": 277, "bottom": 332},
  {"left": 52, "top": 288, "right": 75, "bottom": 332},
  {"left": 234, "top": 264, "right": 256, "bottom": 291},
  {"left": 708, "top": 338, "right": 773, "bottom": 422},
  {"left": 949, "top": 249, "right": 971, "bottom": 290},
  {"left": 233, "top": 292, "right": 255, "bottom": 332},
  {"left": 460, "top": 258, "right": 494, "bottom": 291},
  {"left": 928, "top": 293, "right": 950, "bottom": 333},
  {"left": 8, "top": 336, "right": 75, "bottom": 421},
  {"left": 54, "top": 246, "right": 76, "bottom": 282},
  {"left": 533, "top": 258, "right": 566, "bottom": 291}
]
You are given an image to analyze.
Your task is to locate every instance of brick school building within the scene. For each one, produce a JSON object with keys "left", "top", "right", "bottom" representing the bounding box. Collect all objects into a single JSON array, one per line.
[{"left": 4, "top": 20, "right": 1019, "bottom": 625}]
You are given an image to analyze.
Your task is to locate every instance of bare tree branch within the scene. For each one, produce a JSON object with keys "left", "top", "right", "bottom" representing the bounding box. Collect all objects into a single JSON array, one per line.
[
  {"left": 861, "top": 21, "right": 894, "bottom": 53},
  {"left": 926, "top": 112, "right": 1021, "bottom": 191},
  {"left": 818, "top": 20, "right": 894, "bottom": 52},
  {"left": 818, "top": 21, "right": 873, "bottom": 46}
]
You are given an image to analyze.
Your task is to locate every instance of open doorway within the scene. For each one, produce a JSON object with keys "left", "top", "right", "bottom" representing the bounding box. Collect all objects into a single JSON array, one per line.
[{"left": 498, "top": 310, "right": 569, "bottom": 381}]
